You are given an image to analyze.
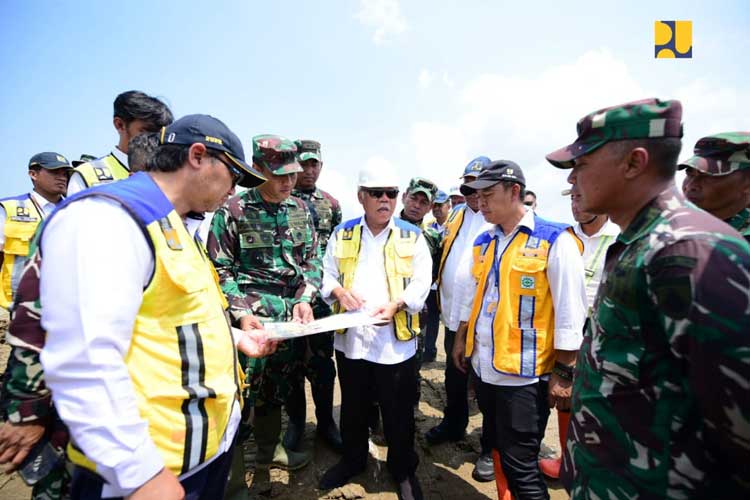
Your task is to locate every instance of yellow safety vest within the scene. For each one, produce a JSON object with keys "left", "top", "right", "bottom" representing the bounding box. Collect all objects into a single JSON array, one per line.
[
  {"left": 0, "top": 195, "right": 43, "bottom": 309},
  {"left": 52, "top": 172, "right": 241, "bottom": 477},
  {"left": 332, "top": 217, "right": 421, "bottom": 341},
  {"left": 465, "top": 217, "right": 582, "bottom": 377},
  {"left": 434, "top": 205, "right": 466, "bottom": 309},
  {"left": 74, "top": 153, "right": 130, "bottom": 188}
]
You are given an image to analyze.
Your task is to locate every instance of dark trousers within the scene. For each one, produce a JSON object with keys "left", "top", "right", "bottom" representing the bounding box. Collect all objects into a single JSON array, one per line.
[
  {"left": 424, "top": 290, "right": 440, "bottom": 359},
  {"left": 70, "top": 449, "right": 233, "bottom": 500},
  {"left": 475, "top": 376, "right": 551, "bottom": 500},
  {"left": 335, "top": 350, "right": 419, "bottom": 482},
  {"left": 443, "top": 329, "right": 491, "bottom": 452}
]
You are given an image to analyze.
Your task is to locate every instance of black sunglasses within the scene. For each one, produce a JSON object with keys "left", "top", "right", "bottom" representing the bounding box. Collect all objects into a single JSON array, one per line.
[
  {"left": 365, "top": 188, "right": 399, "bottom": 199},
  {"left": 209, "top": 153, "right": 243, "bottom": 186},
  {"left": 523, "top": 201, "right": 534, "bottom": 206}
]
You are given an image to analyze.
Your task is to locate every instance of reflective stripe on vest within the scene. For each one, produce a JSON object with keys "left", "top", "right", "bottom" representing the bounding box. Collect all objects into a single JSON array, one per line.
[
  {"left": 47, "top": 172, "right": 241, "bottom": 476},
  {"left": 0, "top": 196, "right": 43, "bottom": 309},
  {"left": 332, "top": 217, "right": 421, "bottom": 341},
  {"left": 465, "top": 218, "right": 582, "bottom": 377},
  {"left": 75, "top": 154, "right": 130, "bottom": 188}
]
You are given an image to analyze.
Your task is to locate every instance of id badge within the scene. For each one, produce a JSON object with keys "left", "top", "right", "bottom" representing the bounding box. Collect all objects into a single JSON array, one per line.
[{"left": 483, "top": 284, "right": 499, "bottom": 317}]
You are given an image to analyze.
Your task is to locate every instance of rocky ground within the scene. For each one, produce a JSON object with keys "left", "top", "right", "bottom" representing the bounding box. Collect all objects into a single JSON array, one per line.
[{"left": 0, "top": 312, "right": 567, "bottom": 499}]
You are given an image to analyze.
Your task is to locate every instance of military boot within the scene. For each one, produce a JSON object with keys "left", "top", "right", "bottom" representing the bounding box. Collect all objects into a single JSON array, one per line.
[
  {"left": 312, "top": 381, "right": 343, "bottom": 453},
  {"left": 282, "top": 382, "right": 307, "bottom": 452},
  {"left": 255, "top": 404, "right": 311, "bottom": 471}
]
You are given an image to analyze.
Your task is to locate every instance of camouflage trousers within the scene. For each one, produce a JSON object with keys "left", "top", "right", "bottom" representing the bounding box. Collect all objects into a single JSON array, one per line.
[{"left": 31, "top": 459, "right": 72, "bottom": 500}]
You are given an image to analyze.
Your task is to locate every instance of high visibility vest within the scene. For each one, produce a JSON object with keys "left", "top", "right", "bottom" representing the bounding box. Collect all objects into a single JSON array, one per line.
[
  {"left": 44, "top": 172, "right": 241, "bottom": 477},
  {"left": 0, "top": 195, "right": 43, "bottom": 309},
  {"left": 74, "top": 153, "right": 130, "bottom": 188},
  {"left": 465, "top": 216, "right": 583, "bottom": 377},
  {"left": 332, "top": 217, "right": 421, "bottom": 341},
  {"left": 436, "top": 205, "right": 466, "bottom": 286}
]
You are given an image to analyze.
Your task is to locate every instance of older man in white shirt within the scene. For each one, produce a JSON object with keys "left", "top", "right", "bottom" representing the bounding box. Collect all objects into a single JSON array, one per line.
[{"left": 318, "top": 168, "right": 432, "bottom": 500}]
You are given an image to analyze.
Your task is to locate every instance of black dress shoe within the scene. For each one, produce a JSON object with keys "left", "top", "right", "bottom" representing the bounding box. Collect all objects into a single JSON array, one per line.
[
  {"left": 318, "top": 461, "right": 366, "bottom": 490},
  {"left": 397, "top": 474, "right": 423, "bottom": 500},
  {"left": 317, "top": 422, "right": 344, "bottom": 453},
  {"left": 425, "top": 422, "right": 465, "bottom": 445}
]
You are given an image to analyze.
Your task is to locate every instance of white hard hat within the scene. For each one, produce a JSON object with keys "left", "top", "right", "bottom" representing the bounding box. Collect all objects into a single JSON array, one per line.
[{"left": 358, "top": 163, "right": 399, "bottom": 188}]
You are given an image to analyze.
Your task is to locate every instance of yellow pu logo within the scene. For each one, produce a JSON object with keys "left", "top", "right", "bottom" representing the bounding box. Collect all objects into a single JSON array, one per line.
[{"left": 655, "top": 21, "right": 692, "bottom": 58}]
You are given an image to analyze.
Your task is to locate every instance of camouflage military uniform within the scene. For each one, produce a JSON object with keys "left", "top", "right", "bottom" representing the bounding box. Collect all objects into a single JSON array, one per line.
[
  {"left": 561, "top": 187, "right": 750, "bottom": 498},
  {"left": 1, "top": 238, "right": 71, "bottom": 500},
  {"left": 679, "top": 131, "right": 750, "bottom": 243},
  {"left": 546, "top": 100, "right": 750, "bottom": 498},
  {"left": 291, "top": 187, "right": 342, "bottom": 386},
  {"left": 208, "top": 188, "right": 321, "bottom": 406}
]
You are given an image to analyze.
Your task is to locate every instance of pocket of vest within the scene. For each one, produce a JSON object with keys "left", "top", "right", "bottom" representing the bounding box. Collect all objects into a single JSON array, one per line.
[
  {"left": 161, "top": 260, "right": 209, "bottom": 294},
  {"left": 393, "top": 240, "right": 415, "bottom": 275},
  {"left": 3, "top": 223, "right": 36, "bottom": 256}
]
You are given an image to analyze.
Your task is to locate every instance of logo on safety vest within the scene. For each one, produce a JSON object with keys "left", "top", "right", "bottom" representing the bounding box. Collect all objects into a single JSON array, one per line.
[{"left": 520, "top": 275, "right": 535, "bottom": 289}]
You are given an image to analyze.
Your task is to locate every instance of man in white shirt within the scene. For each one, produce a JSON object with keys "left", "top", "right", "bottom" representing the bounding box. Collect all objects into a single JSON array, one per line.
[
  {"left": 67, "top": 90, "right": 173, "bottom": 195},
  {"left": 39, "top": 114, "right": 275, "bottom": 500},
  {"left": 0, "top": 152, "right": 72, "bottom": 311},
  {"left": 453, "top": 161, "right": 587, "bottom": 500},
  {"left": 425, "top": 156, "right": 496, "bottom": 481},
  {"left": 539, "top": 188, "right": 618, "bottom": 480},
  {"left": 318, "top": 167, "right": 432, "bottom": 500}
]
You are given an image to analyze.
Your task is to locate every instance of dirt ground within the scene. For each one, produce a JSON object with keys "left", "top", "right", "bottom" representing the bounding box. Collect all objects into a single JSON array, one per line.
[{"left": 0, "top": 310, "right": 567, "bottom": 499}]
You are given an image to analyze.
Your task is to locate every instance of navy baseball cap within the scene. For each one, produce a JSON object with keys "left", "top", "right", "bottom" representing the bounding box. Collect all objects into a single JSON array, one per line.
[
  {"left": 462, "top": 160, "right": 526, "bottom": 194},
  {"left": 434, "top": 190, "right": 449, "bottom": 204},
  {"left": 462, "top": 156, "right": 491, "bottom": 178},
  {"left": 159, "top": 114, "right": 266, "bottom": 188},
  {"left": 28, "top": 152, "right": 72, "bottom": 170}
]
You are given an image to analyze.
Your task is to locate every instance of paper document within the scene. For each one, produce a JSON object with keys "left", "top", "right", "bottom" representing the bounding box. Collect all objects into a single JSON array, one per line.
[{"left": 240, "top": 311, "right": 387, "bottom": 341}]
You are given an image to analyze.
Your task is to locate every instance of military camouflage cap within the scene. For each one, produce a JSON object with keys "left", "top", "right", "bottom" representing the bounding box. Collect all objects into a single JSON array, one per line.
[
  {"left": 253, "top": 134, "right": 303, "bottom": 175},
  {"left": 546, "top": 98, "right": 683, "bottom": 169},
  {"left": 678, "top": 132, "right": 750, "bottom": 176},
  {"left": 406, "top": 177, "right": 438, "bottom": 202},
  {"left": 295, "top": 139, "right": 322, "bottom": 162}
]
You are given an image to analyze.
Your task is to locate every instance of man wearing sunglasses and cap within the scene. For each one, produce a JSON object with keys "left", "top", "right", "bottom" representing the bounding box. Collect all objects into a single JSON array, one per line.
[
  {"left": 283, "top": 139, "right": 344, "bottom": 454},
  {"left": 546, "top": 98, "right": 750, "bottom": 498},
  {"left": 452, "top": 160, "right": 588, "bottom": 499},
  {"left": 38, "top": 114, "right": 276, "bottom": 500},
  {"left": 426, "top": 156, "right": 495, "bottom": 483},
  {"left": 680, "top": 132, "right": 750, "bottom": 242},
  {"left": 208, "top": 135, "right": 322, "bottom": 479},
  {"left": 319, "top": 166, "right": 432, "bottom": 499}
]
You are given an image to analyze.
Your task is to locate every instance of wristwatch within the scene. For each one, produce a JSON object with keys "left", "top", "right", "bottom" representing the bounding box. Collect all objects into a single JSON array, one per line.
[{"left": 552, "top": 361, "right": 575, "bottom": 381}]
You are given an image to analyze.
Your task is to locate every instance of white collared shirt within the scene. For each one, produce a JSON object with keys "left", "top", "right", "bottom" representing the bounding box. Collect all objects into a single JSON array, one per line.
[
  {"left": 39, "top": 197, "right": 237, "bottom": 497},
  {"left": 67, "top": 147, "right": 129, "bottom": 196},
  {"left": 439, "top": 205, "right": 489, "bottom": 331},
  {"left": 573, "top": 218, "right": 620, "bottom": 309},
  {"left": 458, "top": 209, "right": 587, "bottom": 387},
  {"left": 0, "top": 190, "right": 59, "bottom": 249},
  {"left": 321, "top": 216, "right": 432, "bottom": 365}
]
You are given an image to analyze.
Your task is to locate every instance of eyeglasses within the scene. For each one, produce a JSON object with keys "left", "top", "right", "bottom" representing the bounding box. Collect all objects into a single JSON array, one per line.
[
  {"left": 365, "top": 188, "right": 399, "bottom": 199},
  {"left": 209, "top": 153, "right": 243, "bottom": 187},
  {"left": 523, "top": 201, "right": 535, "bottom": 206}
]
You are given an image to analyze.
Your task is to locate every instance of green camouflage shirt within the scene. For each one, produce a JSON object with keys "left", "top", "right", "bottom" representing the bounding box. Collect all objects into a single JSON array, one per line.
[
  {"left": 562, "top": 186, "right": 750, "bottom": 498},
  {"left": 207, "top": 188, "right": 322, "bottom": 322},
  {"left": 726, "top": 207, "right": 750, "bottom": 243},
  {"left": 291, "top": 186, "right": 342, "bottom": 253}
]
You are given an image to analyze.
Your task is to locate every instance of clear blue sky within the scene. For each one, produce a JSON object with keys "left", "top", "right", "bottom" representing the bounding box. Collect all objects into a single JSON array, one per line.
[{"left": 2, "top": 0, "right": 748, "bottom": 221}]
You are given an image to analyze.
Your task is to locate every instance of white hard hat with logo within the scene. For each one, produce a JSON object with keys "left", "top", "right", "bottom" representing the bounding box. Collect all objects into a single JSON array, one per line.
[{"left": 358, "top": 162, "right": 399, "bottom": 188}]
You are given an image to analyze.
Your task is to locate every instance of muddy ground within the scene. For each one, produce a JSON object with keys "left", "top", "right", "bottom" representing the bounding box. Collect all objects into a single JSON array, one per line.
[{"left": 0, "top": 309, "right": 567, "bottom": 499}]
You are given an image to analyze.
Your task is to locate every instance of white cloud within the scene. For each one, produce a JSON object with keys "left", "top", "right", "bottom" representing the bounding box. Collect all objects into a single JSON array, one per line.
[
  {"left": 418, "top": 68, "right": 434, "bottom": 89},
  {"left": 354, "top": 0, "right": 408, "bottom": 45}
]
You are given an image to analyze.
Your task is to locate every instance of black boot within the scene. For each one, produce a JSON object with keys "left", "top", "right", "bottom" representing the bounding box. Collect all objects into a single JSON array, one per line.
[
  {"left": 283, "top": 380, "right": 306, "bottom": 451},
  {"left": 312, "top": 381, "right": 343, "bottom": 453}
]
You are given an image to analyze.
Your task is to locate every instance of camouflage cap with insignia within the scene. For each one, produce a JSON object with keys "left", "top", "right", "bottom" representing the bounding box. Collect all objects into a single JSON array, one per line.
[
  {"left": 295, "top": 139, "right": 322, "bottom": 163},
  {"left": 253, "top": 134, "right": 303, "bottom": 175},
  {"left": 546, "top": 98, "right": 683, "bottom": 169},
  {"left": 678, "top": 132, "right": 750, "bottom": 176}
]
